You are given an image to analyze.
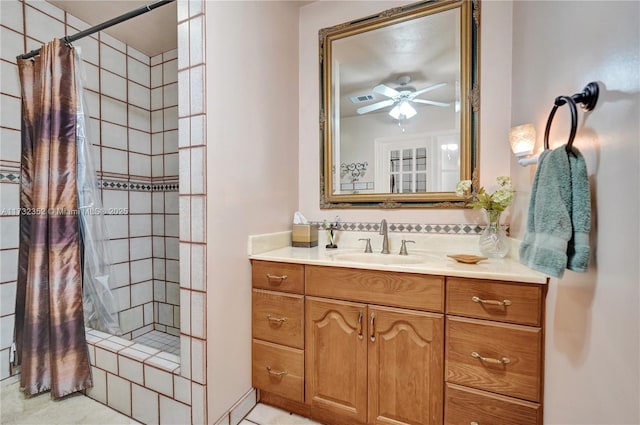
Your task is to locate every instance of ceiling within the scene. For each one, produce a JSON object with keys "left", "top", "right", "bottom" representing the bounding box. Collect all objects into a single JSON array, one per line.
[{"left": 48, "top": 0, "right": 177, "bottom": 57}]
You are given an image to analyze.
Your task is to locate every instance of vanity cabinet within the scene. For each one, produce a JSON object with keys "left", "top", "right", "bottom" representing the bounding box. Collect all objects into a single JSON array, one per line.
[{"left": 251, "top": 261, "right": 546, "bottom": 425}]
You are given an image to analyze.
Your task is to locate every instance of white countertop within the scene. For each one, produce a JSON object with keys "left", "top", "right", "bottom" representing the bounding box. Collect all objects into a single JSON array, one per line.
[{"left": 248, "top": 231, "right": 548, "bottom": 284}]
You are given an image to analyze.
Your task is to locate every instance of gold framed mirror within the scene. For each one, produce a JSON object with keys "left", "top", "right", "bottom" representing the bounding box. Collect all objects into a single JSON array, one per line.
[{"left": 319, "top": 0, "right": 479, "bottom": 208}]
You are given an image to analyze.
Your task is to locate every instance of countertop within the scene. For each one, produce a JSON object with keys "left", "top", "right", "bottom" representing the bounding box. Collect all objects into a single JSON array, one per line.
[{"left": 248, "top": 231, "right": 548, "bottom": 284}]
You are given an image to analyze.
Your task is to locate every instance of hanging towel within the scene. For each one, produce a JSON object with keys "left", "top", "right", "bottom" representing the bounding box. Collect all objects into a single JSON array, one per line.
[
  {"left": 567, "top": 147, "right": 591, "bottom": 272},
  {"left": 519, "top": 145, "right": 591, "bottom": 278}
]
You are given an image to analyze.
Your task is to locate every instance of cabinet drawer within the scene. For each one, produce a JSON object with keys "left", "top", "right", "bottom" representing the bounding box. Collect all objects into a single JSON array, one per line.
[
  {"left": 445, "top": 383, "right": 541, "bottom": 425},
  {"left": 252, "top": 289, "right": 304, "bottom": 349},
  {"left": 446, "top": 277, "right": 543, "bottom": 326},
  {"left": 252, "top": 339, "right": 304, "bottom": 403},
  {"left": 446, "top": 317, "right": 542, "bottom": 402},
  {"left": 306, "top": 265, "right": 444, "bottom": 312},
  {"left": 252, "top": 260, "right": 304, "bottom": 294}
]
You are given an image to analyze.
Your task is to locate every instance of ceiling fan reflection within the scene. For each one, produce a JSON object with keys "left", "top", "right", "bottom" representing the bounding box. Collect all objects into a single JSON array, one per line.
[{"left": 356, "top": 76, "right": 450, "bottom": 120}]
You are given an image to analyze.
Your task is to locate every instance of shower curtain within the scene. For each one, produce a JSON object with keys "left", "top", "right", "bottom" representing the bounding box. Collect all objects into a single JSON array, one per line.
[{"left": 15, "top": 39, "right": 92, "bottom": 398}]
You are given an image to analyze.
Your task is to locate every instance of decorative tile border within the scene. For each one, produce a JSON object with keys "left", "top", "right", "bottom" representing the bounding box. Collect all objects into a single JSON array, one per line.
[
  {"left": 1, "top": 173, "right": 179, "bottom": 192},
  {"left": 0, "top": 171, "right": 20, "bottom": 184},
  {"left": 312, "top": 221, "right": 509, "bottom": 235}
]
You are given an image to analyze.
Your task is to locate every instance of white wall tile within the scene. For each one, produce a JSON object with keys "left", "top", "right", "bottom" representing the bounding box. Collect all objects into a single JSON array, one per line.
[
  {"left": 129, "top": 129, "right": 150, "bottom": 155},
  {"left": 25, "top": 5, "right": 63, "bottom": 44},
  {"left": 100, "top": 43, "right": 126, "bottom": 76},
  {"left": 191, "top": 338, "right": 206, "bottom": 384},
  {"left": 177, "top": 21, "right": 189, "bottom": 70},
  {"left": 191, "top": 115, "right": 205, "bottom": 146},
  {"left": 160, "top": 396, "right": 191, "bottom": 425},
  {"left": 75, "top": 35, "right": 99, "bottom": 65},
  {"left": 180, "top": 289, "right": 191, "bottom": 334},
  {"left": 101, "top": 122, "right": 127, "bottom": 150},
  {"left": 0, "top": 315, "right": 14, "bottom": 349},
  {"left": 128, "top": 58, "right": 150, "bottom": 87},
  {"left": 152, "top": 214, "right": 165, "bottom": 236},
  {"left": 151, "top": 54, "right": 163, "bottom": 67},
  {"left": 191, "top": 244, "right": 205, "bottom": 291},
  {"left": 127, "top": 47, "right": 149, "bottom": 65},
  {"left": 99, "top": 32, "right": 126, "bottom": 53},
  {"left": 152, "top": 155, "right": 164, "bottom": 178},
  {"left": 189, "top": 15, "right": 204, "bottom": 66},
  {"left": 130, "top": 214, "right": 151, "bottom": 237},
  {"left": 189, "top": 0, "right": 203, "bottom": 18},
  {"left": 158, "top": 303, "right": 174, "bottom": 326},
  {"left": 173, "top": 375, "right": 191, "bottom": 405},
  {"left": 0, "top": 282, "right": 17, "bottom": 317},
  {"left": 166, "top": 259, "right": 180, "bottom": 283},
  {"left": 131, "top": 281, "right": 153, "bottom": 307},
  {"left": 166, "top": 237, "right": 179, "bottom": 261},
  {"left": 100, "top": 70, "right": 126, "bottom": 101},
  {"left": 130, "top": 236, "right": 152, "bottom": 260},
  {"left": 109, "top": 239, "right": 129, "bottom": 263},
  {"left": 0, "top": 182, "right": 19, "bottom": 209},
  {"left": 0, "top": 60, "right": 20, "bottom": 97},
  {"left": 180, "top": 336, "right": 191, "bottom": 379},
  {"left": 152, "top": 110, "right": 164, "bottom": 133},
  {"left": 132, "top": 384, "right": 159, "bottom": 425},
  {"left": 95, "top": 347, "right": 118, "bottom": 374},
  {"left": 151, "top": 65, "right": 163, "bottom": 88},
  {"left": 165, "top": 215, "right": 180, "bottom": 238},
  {"left": 144, "top": 365, "right": 173, "bottom": 397},
  {"left": 1, "top": 0, "right": 23, "bottom": 33},
  {"left": 102, "top": 148, "right": 128, "bottom": 174},
  {"left": 163, "top": 59, "right": 178, "bottom": 85},
  {"left": 190, "top": 291, "right": 205, "bottom": 339},
  {"left": 190, "top": 196, "right": 205, "bottom": 243},
  {"left": 151, "top": 87, "right": 163, "bottom": 111},
  {"left": 144, "top": 302, "right": 154, "bottom": 325},
  {"left": 129, "top": 192, "right": 151, "bottom": 214},
  {"left": 129, "top": 105, "right": 151, "bottom": 132},
  {"left": 111, "top": 262, "right": 130, "bottom": 289},
  {"left": 152, "top": 192, "right": 165, "bottom": 214},
  {"left": 129, "top": 82, "right": 150, "bottom": 110},
  {"left": 164, "top": 106, "right": 178, "bottom": 131},
  {"left": 165, "top": 192, "right": 179, "bottom": 214},
  {"left": 153, "top": 259, "right": 165, "bottom": 281},
  {"left": 152, "top": 133, "right": 164, "bottom": 155},
  {"left": 112, "top": 286, "right": 130, "bottom": 312},
  {"left": 85, "top": 92, "right": 100, "bottom": 119},
  {"left": 190, "top": 66, "right": 205, "bottom": 115},
  {"left": 131, "top": 259, "right": 153, "bottom": 283},
  {"left": 103, "top": 189, "right": 129, "bottom": 210},
  {"left": 86, "top": 366, "right": 106, "bottom": 403},
  {"left": 178, "top": 196, "right": 190, "bottom": 241},
  {"left": 163, "top": 49, "right": 178, "bottom": 62},
  {"left": 118, "top": 355, "right": 144, "bottom": 385},
  {"left": 129, "top": 152, "right": 151, "bottom": 177},
  {"left": 0, "top": 249, "right": 18, "bottom": 285},
  {"left": 164, "top": 130, "right": 178, "bottom": 154},
  {"left": 179, "top": 151, "right": 191, "bottom": 195},
  {"left": 0, "top": 94, "right": 21, "bottom": 130},
  {"left": 81, "top": 62, "right": 100, "bottom": 92},
  {"left": 25, "top": 0, "right": 64, "bottom": 20},
  {"left": 153, "top": 237, "right": 165, "bottom": 258},
  {"left": 0, "top": 129, "right": 20, "bottom": 162},
  {"left": 166, "top": 282, "right": 180, "bottom": 305},
  {"left": 120, "top": 306, "right": 144, "bottom": 333},
  {"left": 154, "top": 280, "right": 166, "bottom": 302},
  {"left": 1, "top": 27, "right": 23, "bottom": 62},
  {"left": 0, "top": 217, "right": 19, "bottom": 249},
  {"left": 192, "top": 383, "right": 207, "bottom": 425},
  {"left": 164, "top": 83, "right": 178, "bottom": 108},
  {"left": 165, "top": 152, "right": 179, "bottom": 176},
  {"left": 107, "top": 373, "right": 131, "bottom": 416},
  {"left": 177, "top": 70, "right": 190, "bottom": 118},
  {"left": 101, "top": 96, "right": 127, "bottom": 126},
  {"left": 66, "top": 13, "right": 90, "bottom": 32},
  {"left": 190, "top": 147, "right": 205, "bottom": 194}
]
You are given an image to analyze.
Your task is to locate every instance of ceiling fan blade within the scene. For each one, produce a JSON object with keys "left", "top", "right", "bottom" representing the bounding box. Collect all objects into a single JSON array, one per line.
[
  {"left": 356, "top": 99, "right": 395, "bottom": 114},
  {"left": 408, "top": 82, "right": 448, "bottom": 99},
  {"left": 372, "top": 84, "right": 400, "bottom": 98},
  {"left": 412, "top": 99, "right": 451, "bottom": 107}
]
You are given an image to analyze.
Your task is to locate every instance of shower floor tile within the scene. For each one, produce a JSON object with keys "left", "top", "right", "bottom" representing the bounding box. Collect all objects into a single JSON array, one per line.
[{"left": 133, "top": 330, "right": 180, "bottom": 355}]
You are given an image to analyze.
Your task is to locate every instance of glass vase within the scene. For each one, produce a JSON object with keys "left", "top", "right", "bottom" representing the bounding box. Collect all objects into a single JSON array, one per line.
[{"left": 479, "top": 209, "right": 509, "bottom": 258}]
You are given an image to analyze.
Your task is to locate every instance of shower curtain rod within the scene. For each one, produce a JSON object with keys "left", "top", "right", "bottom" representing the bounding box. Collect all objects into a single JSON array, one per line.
[{"left": 16, "top": 0, "right": 176, "bottom": 60}]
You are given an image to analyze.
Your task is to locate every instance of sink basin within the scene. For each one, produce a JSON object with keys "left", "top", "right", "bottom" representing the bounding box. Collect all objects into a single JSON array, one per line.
[{"left": 329, "top": 252, "right": 433, "bottom": 265}]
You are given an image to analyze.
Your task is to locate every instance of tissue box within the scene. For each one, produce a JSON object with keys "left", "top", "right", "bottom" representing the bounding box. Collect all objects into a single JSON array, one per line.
[{"left": 292, "top": 224, "right": 318, "bottom": 248}]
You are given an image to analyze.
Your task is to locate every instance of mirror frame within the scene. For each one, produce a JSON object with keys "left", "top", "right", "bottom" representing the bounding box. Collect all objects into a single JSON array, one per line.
[{"left": 319, "top": 0, "right": 480, "bottom": 209}]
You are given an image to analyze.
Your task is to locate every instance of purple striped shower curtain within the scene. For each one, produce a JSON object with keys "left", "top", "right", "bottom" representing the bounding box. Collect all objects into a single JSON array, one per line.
[{"left": 15, "top": 39, "right": 92, "bottom": 398}]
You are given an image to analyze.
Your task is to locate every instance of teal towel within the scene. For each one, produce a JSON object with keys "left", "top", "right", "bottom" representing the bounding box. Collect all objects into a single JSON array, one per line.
[
  {"left": 519, "top": 145, "right": 591, "bottom": 277},
  {"left": 567, "top": 147, "right": 591, "bottom": 272}
]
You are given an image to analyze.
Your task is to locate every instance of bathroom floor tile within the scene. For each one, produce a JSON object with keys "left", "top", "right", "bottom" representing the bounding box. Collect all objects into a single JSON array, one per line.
[
  {"left": 245, "top": 403, "right": 322, "bottom": 425},
  {"left": 0, "top": 376, "right": 139, "bottom": 424}
]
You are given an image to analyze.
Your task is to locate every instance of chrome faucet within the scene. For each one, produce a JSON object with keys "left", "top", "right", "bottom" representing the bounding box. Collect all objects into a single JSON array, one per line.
[{"left": 380, "top": 219, "right": 390, "bottom": 254}]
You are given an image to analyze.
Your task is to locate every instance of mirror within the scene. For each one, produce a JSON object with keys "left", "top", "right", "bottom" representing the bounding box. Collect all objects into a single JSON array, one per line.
[{"left": 320, "top": 0, "right": 479, "bottom": 208}]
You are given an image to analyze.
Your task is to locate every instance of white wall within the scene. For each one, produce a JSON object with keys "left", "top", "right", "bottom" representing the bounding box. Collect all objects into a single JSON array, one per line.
[
  {"left": 298, "top": 0, "right": 513, "bottom": 223},
  {"left": 509, "top": 1, "right": 640, "bottom": 424},
  {"left": 204, "top": 1, "right": 300, "bottom": 421}
]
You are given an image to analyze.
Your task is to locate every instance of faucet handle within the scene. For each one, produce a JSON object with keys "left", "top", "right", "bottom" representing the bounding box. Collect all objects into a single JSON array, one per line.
[
  {"left": 359, "top": 238, "right": 373, "bottom": 253},
  {"left": 399, "top": 240, "right": 415, "bottom": 256}
]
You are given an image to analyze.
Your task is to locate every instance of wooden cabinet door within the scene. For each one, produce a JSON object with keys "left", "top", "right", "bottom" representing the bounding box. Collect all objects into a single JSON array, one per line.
[
  {"left": 368, "top": 305, "right": 444, "bottom": 425},
  {"left": 306, "top": 296, "right": 368, "bottom": 424}
]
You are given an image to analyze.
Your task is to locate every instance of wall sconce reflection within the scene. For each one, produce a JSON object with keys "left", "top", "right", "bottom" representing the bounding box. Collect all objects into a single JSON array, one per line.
[{"left": 509, "top": 123, "right": 538, "bottom": 166}]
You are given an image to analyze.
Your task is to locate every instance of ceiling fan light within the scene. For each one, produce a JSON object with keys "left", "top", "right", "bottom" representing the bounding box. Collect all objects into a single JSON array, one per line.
[
  {"left": 389, "top": 105, "right": 401, "bottom": 119},
  {"left": 399, "top": 101, "right": 417, "bottom": 118}
]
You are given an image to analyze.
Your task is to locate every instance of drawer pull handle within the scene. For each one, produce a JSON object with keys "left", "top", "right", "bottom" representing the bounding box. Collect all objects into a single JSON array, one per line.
[
  {"left": 471, "top": 351, "right": 511, "bottom": 365},
  {"left": 266, "top": 274, "right": 288, "bottom": 285},
  {"left": 470, "top": 422, "right": 479, "bottom": 425},
  {"left": 357, "top": 311, "right": 363, "bottom": 339},
  {"left": 266, "top": 314, "right": 288, "bottom": 325},
  {"left": 472, "top": 296, "right": 512, "bottom": 307},
  {"left": 266, "top": 366, "right": 287, "bottom": 377},
  {"left": 370, "top": 313, "right": 376, "bottom": 342}
]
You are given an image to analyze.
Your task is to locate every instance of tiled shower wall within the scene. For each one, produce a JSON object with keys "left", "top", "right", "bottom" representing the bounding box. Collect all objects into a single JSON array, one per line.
[{"left": 0, "top": 0, "right": 179, "bottom": 376}]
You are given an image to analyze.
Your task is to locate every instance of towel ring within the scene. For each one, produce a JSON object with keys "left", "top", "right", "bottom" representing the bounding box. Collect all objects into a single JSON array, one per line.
[{"left": 543, "top": 82, "right": 599, "bottom": 152}]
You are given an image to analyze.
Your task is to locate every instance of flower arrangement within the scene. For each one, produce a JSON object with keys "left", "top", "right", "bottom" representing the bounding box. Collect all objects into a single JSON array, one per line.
[
  {"left": 455, "top": 176, "right": 515, "bottom": 212},
  {"left": 323, "top": 216, "right": 341, "bottom": 248}
]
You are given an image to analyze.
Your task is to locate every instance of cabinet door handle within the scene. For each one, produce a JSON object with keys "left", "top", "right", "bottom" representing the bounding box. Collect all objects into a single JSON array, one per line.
[
  {"left": 471, "top": 296, "right": 512, "bottom": 307},
  {"left": 266, "top": 366, "right": 287, "bottom": 377},
  {"left": 470, "top": 422, "right": 479, "bottom": 425},
  {"left": 266, "top": 274, "right": 288, "bottom": 285},
  {"left": 471, "top": 351, "right": 511, "bottom": 365},
  {"left": 357, "top": 311, "right": 363, "bottom": 339},
  {"left": 370, "top": 313, "right": 376, "bottom": 342},
  {"left": 266, "top": 314, "right": 287, "bottom": 325}
]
